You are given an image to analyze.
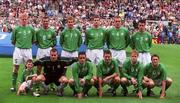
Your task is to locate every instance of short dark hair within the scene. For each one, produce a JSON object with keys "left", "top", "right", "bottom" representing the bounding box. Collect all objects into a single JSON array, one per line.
[
  {"left": 151, "top": 54, "right": 160, "bottom": 60},
  {"left": 103, "top": 49, "right": 111, "bottom": 55},
  {"left": 50, "top": 48, "right": 58, "bottom": 53},
  {"left": 138, "top": 19, "right": 146, "bottom": 24},
  {"left": 43, "top": 16, "right": 49, "bottom": 20},
  {"left": 26, "top": 59, "right": 33, "bottom": 64},
  {"left": 78, "top": 51, "right": 86, "bottom": 56}
]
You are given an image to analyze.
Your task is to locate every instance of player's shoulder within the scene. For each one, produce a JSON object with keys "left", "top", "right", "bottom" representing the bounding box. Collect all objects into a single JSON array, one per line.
[
  {"left": 86, "top": 27, "right": 92, "bottom": 32},
  {"left": 71, "top": 62, "right": 79, "bottom": 68},
  {"left": 97, "top": 60, "right": 104, "bottom": 66},
  {"left": 26, "top": 25, "right": 34, "bottom": 29},
  {"left": 48, "top": 28, "right": 56, "bottom": 33},
  {"left": 13, "top": 25, "right": 20, "bottom": 30},
  {"left": 61, "top": 28, "right": 68, "bottom": 33},
  {"left": 107, "top": 27, "right": 115, "bottom": 31},
  {"left": 40, "top": 56, "right": 51, "bottom": 62},
  {"left": 158, "top": 63, "right": 165, "bottom": 69},
  {"left": 86, "top": 60, "right": 93, "bottom": 65},
  {"left": 124, "top": 58, "right": 131, "bottom": 64},
  {"left": 35, "top": 27, "right": 43, "bottom": 32},
  {"left": 144, "top": 63, "right": 151, "bottom": 69},
  {"left": 99, "top": 27, "right": 106, "bottom": 31},
  {"left": 74, "top": 28, "right": 81, "bottom": 34},
  {"left": 120, "top": 26, "right": 128, "bottom": 30}
]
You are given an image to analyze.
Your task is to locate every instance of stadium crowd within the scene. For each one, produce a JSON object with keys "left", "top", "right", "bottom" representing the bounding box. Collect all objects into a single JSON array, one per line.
[{"left": 0, "top": 0, "right": 179, "bottom": 44}]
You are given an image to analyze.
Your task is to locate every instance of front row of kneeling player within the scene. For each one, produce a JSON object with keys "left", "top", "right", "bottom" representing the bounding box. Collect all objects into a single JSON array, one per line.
[{"left": 16, "top": 48, "right": 172, "bottom": 99}]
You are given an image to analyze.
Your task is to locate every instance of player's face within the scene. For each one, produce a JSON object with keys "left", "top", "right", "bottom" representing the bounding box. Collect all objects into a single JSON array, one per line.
[
  {"left": 103, "top": 53, "right": 112, "bottom": 64},
  {"left": 67, "top": 19, "right": 74, "bottom": 29},
  {"left": 50, "top": 51, "right": 58, "bottom": 62},
  {"left": 78, "top": 54, "right": 86, "bottom": 64},
  {"left": 19, "top": 15, "right": 28, "bottom": 26},
  {"left": 138, "top": 22, "right": 145, "bottom": 32},
  {"left": 26, "top": 62, "right": 33, "bottom": 70},
  {"left": 114, "top": 17, "right": 121, "bottom": 29},
  {"left": 42, "top": 18, "right": 49, "bottom": 29},
  {"left": 93, "top": 18, "right": 100, "bottom": 28},
  {"left": 152, "top": 56, "right": 159, "bottom": 67},
  {"left": 131, "top": 53, "right": 138, "bottom": 64}
]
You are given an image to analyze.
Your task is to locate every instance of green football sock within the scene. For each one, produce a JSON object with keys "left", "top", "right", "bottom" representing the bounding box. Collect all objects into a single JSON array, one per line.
[
  {"left": 33, "top": 83, "right": 39, "bottom": 92},
  {"left": 83, "top": 81, "right": 92, "bottom": 94},
  {"left": 12, "top": 73, "right": 18, "bottom": 88},
  {"left": 69, "top": 83, "right": 77, "bottom": 93}
]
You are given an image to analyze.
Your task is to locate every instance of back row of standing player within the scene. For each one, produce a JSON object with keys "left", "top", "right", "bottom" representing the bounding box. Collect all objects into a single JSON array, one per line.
[{"left": 10, "top": 13, "right": 166, "bottom": 98}]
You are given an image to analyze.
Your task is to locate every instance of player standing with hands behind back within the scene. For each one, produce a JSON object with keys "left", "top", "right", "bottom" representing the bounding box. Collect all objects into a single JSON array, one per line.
[
  {"left": 130, "top": 19, "right": 152, "bottom": 65},
  {"left": 11, "top": 13, "right": 36, "bottom": 92}
]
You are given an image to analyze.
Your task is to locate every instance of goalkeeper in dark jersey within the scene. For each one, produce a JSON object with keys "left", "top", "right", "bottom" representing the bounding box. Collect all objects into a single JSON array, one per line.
[{"left": 34, "top": 48, "right": 77, "bottom": 96}]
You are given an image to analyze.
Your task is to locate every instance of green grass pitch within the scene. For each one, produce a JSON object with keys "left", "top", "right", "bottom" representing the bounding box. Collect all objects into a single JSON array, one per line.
[{"left": 0, "top": 44, "right": 180, "bottom": 103}]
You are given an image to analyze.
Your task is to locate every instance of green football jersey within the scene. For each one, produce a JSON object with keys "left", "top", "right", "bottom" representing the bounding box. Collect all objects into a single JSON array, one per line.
[
  {"left": 144, "top": 63, "right": 167, "bottom": 81},
  {"left": 130, "top": 31, "right": 152, "bottom": 52},
  {"left": 60, "top": 28, "right": 82, "bottom": 52},
  {"left": 85, "top": 27, "right": 106, "bottom": 49},
  {"left": 11, "top": 26, "right": 36, "bottom": 48},
  {"left": 20, "top": 68, "right": 34, "bottom": 83},
  {"left": 97, "top": 59, "right": 119, "bottom": 77},
  {"left": 106, "top": 27, "right": 130, "bottom": 50},
  {"left": 72, "top": 61, "right": 93, "bottom": 93},
  {"left": 36, "top": 28, "right": 56, "bottom": 49},
  {"left": 122, "top": 58, "right": 144, "bottom": 90}
]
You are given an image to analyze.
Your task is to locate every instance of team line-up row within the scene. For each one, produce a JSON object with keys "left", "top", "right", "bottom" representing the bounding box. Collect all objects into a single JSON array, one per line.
[
  {"left": 15, "top": 49, "right": 172, "bottom": 99},
  {"left": 10, "top": 13, "right": 172, "bottom": 99}
]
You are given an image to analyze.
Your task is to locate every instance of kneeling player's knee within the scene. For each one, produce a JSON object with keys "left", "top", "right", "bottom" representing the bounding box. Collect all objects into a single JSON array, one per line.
[
  {"left": 68, "top": 79, "right": 74, "bottom": 85},
  {"left": 166, "top": 77, "right": 173, "bottom": 86},
  {"left": 120, "top": 77, "right": 128, "bottom": 84},
  {"left": 114, "top": 77, "right": 120, "bottom": 83},
  {"left": 90, "top": 79, "right": 94, "bottom": 85},
  {"left": 93, "top": 76, "right": 98, "bottom": 83},
  {"left": 148, "top": 81, "right": 155, "bottom": 88}
]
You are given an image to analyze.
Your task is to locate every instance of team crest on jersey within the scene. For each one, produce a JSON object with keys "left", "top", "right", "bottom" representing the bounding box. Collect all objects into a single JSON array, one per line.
[
  {"left": 130, "top": 67, "right": 134, "bottom": 72},
  {"left": 145, "top": 38, "right": 148, "bottom": 41},
  {"left": 65, "top": 34, "right": 68, "bottom": 38},
  {"left": 48, "top": 35, "right": 51, "bottom": 39},
  {"left": 18, "top": 31, "right": 22, "bottom": 34},
  {"left": 136, "top": 38, "right": 139, "bottom": 40},
  {"left": 152, "top": 71, "right": 157, "bottom": 76},
  {"left": 100, "top": 32, "right": 103, "bottom": 36},
  {"left": 74, "top": 33, "right": 77, "bottom": 37},
  {"left": 43, "top": 35, "right": 46, "bottom": 40},
  {"left": 116, "top": 33, "right": 120, "bottom": 36},
  {"left": 111, "top": 65, "right": 114, "bottom": 69},
  {"left": 57, "top": 65, "right": 61, "bottom": 68},
  {"left": 121, "top": 33, "right": 124, "bottom": 36},
  {"left": 27, "top": 31, "right": 31, "bottom": 34},
  {"left": 82, "top": 67, "right": 87, "bottom": 72}
]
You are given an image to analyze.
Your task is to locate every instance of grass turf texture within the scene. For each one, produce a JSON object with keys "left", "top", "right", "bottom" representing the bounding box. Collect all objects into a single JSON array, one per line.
[{"left": 0, "top": 44, "right": 180, "bottom": 103}]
